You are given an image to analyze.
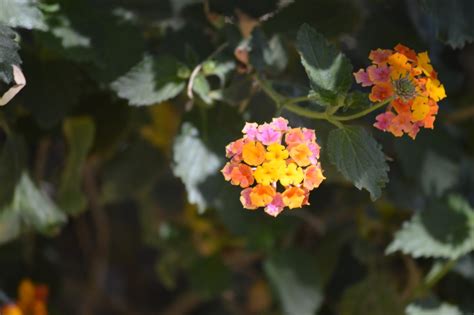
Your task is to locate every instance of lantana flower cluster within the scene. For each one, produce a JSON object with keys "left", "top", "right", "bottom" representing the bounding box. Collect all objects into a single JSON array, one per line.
[
  {"left": 221, "top": 117, "right": 325, "bottom": 217},
  {"left": 354, "top": 44, "right": 447, "bottom": 139},
  {"left": 1, "top": 279, "right": 49, "bottom": 315}
]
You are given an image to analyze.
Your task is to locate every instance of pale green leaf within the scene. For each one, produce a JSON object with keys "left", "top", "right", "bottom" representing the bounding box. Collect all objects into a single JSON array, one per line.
[
  {"left": 264, "top": 248, "right": 323, "bottom": 315},
  {"left": 327, "top": 126, "right": 389, "bottom": 200},
  {"left": 0, "top": 24, "right": 21, "bottom": 84},
  {"left": 296, "top": 24, "right": 352, "bottom": 105},
  {"left": 0, "top": 0, "right": 46, "bottom": 30},
  {"left": 386, "top": 195, "right": 474, "bottom": 259},
  {"left": 57, "top": 117, "right": 95, "bottom": 215},
  {"left": 110, "top": 55, "right": 185, "bottom": 106},
  {"left": 0, "top": 172, "right": 66, "bottom": 244},
  {"left": 172, "top": 122, "right": 221, "bottom": 213},
  {"left": 406, "top": 302, "right": 462, "bottom": 315}
]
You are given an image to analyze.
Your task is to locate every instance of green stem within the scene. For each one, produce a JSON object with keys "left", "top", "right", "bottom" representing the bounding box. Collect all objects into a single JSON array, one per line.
[
  {"left": 332, "top": 97, "right": 394, "bottom": 121},
  {"left": 255, "top": 74, "right": 285, "bottom": 106},
  {"left": 411, "top": 259, "right": 456, "bottom": 300},
  {"left": 254, "top": 75, "right": 394, "bottom": 126}
]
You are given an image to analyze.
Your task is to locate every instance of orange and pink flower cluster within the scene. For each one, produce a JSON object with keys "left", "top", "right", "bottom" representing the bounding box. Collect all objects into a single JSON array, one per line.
[
  {"left": 221, "top": 117, "right": 325, "bottom": 217},
  {"left": 1, "top": 279, "right": 48, "bottom": 315},
  {"left": 354, "top": 44, "right": 446, "bottom": 139}
]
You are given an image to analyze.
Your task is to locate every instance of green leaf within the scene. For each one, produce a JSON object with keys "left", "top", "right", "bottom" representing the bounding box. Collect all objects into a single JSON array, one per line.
[
  {"left": 192, "top": 73, "right": 212, "bottom": 104},
  {"left": 0, "top": 133, "right": 25, "bottom": 209},
  {"left": 110, "top": 55, "right": 185, "bottom": 106},
  {"left": 296, "top": 24, "right": 353, "bottom": 105},
  {"left": 0, "top": 0, "right": 46, "bottom": 30},
  {"left": 343, "top": 91, "right": 371, "bottom": 111},
  {"left": 421, "top": 0, "right": 474, "bottom": 49},
  {"left": 264, "top": 248, "right": 323, "bottom": 315},
  {"left": 339, "top": 273, "right": 404, "bottom": 315},
  {"left": 172, "top": 122, "right": 222, "bottom": 213},
  {"left": 249, "top": 28, "right": 288, "bottom": 74},
  {"left": 0, "top": 24, "right": 21, "bottom": 84},
  {"left": 327, "top": 126, "right": 389, "bottom": 200},
  {"left": 421, "top": 151, "right": 459, "bottom": 197},
  {"left": 386, "top": 195, "right": 474, "bottom": 259},
  {"left": 0, "top": 172, "right": 67, "bottom": 244},
  {"left": 57, "top": 117, "right": 95, "bottom": 215},
  {"left": 406, "top": 302, "right": 462, "bottom": 315}
]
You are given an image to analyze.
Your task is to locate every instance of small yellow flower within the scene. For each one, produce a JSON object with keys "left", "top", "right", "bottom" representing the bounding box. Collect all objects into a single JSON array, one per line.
[
  {"left": 265, "top": 143, "right": 289, "bottom": 161},
  {"left": 426, "top": 78, "right": 446, "bottom": 102},
  {"left": 411, "top": 96, "right": 430, "bottom": 121},
  {"left": 279, "top": 163, "right": 304, "bottom": 187},
  {"left": 254, "top": 160, "right": 285, "bottom": 185}
]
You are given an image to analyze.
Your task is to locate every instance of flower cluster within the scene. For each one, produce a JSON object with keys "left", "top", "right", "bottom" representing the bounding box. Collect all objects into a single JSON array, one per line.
[
  {"left": 221, "top": 117, "right": 325, "bottom": 217},
  {"left": 1, "top": 279, "right": 49, "bottom": 315},
  {"left": 354, "top": 44, "right": 447, "bottom": 139}
]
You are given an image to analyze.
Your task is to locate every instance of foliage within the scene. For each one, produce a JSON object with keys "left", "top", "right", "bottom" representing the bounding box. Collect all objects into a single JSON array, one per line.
[{"left": 0, "top": 0, "right": 474, "bottom": 314}]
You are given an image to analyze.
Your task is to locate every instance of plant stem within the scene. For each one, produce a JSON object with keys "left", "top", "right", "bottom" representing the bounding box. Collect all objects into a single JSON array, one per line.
[
  {"left": 331, "top": 97, "right": 394, "bottom": 121},
  {"left": 410, "top": 259, "right": 456, "bottom": 301},
  {"left": 254, "top": 75, "right": 394, "bottom": 126}
]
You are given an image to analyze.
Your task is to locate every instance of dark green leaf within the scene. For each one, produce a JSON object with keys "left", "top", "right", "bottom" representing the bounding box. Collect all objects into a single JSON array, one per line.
[
  {"left": 339, "top": 273, "right": 404, "bottom": 315},
  {"left": 264, "top": 248, "right": 323, "bottom": 315},
  {"left": 57, "top": 117, "right": 95, "bottom": 215},
  {"left": 249, "top": 28, "right": 288, "bottom": 74},
  {"left": 327, "top": 126, "right": 389, "bottom": 200},
  {"left": 296, "top": 24, "right": 353, "bottom": 106},
  {"left": 386, "top": 195, "right": 474, "bottom": 259},
  {"left": 421, "top": 0, "right": 474, "bottom": 49},
  {"left": 111, "top": 55, "right": 186, "bottom": 107}
]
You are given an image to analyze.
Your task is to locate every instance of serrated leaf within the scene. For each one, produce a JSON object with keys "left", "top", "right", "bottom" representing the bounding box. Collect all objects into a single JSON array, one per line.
[
  {"left": 0, "top": 24, "right": 21, "bottom": 84},
  {"left": 0, "top": 0, "right": 46, "bottom": 30},
  {"left": 327, "top": 126, "right": 389, "bottom": 200},
  {"left": 264, "top": 248, "right": 323, "bottom": 315},
  {"left": 421, "top": 151, "right": 459, "bottom": 197},
  {"left": 339, "top": 273, "right": 404, "bottom": 315},
  {"left": 111, "top": 55, "right": 185, "bottom": 106},
  {"left": 386, "top": 195, "right": 474, "bottom": 259},
  {"left": 421, "top": 0, "right": 474, "bottom": 49},
  {"left": 172, "top": 122, "right": 221, "bottom": 213},
  {"left": 57, "top": 117, "right": 95, "bottom": 215},
  {"left": 50, "top": 16, "right": 91, "bottom": 48},
  {"left": 406, "top": 302, "right": 462, "bottom": 315},
  {"left": 0, "top": 172, "right": 66, "bottom": 244},
  {"left": 0, "top": 133, "right": 25, "bottom": 208},
  {"left": 296, "top": 24, "right": 352, "bottom": 105}
]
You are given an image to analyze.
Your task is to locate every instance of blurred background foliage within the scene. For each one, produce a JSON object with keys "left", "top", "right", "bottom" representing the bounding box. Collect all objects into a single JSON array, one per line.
[{"left": 0, "top": 0, "right": 474, "bottom": 314}]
